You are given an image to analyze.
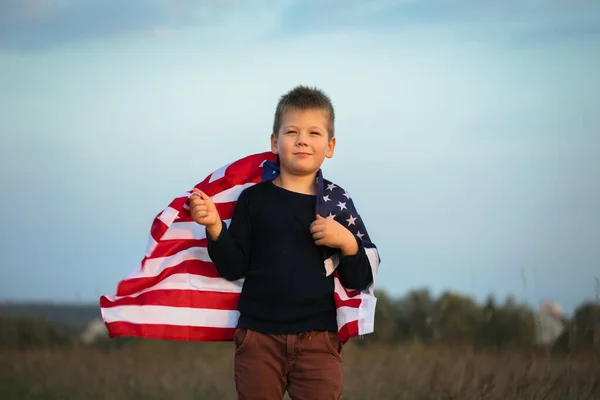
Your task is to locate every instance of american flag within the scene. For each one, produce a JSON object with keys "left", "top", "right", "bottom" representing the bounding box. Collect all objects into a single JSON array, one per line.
[{"left": 100, "top": 152, "right": 380, "bottom": 343}]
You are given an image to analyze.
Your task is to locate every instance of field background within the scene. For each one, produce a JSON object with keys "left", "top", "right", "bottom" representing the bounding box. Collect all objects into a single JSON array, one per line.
[
  {"left": 2, "top": 341, "right": 599, "bottom": 400},
  {"left": 1, "top": 296, "right": 599, "bottom": 399}
]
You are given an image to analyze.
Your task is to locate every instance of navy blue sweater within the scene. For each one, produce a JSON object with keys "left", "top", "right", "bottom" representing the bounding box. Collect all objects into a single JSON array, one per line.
[{"left": 206, "top": 180, "right": 373, "bottom": 334}]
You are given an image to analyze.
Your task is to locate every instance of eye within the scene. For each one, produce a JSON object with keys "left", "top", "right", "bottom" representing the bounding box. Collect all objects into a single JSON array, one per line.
[
  {"left": 286, "top": 130, "right": 297, "bottom": 135},
  {"left": 311, "top": 131, "right": 321, "bottom": 136}
]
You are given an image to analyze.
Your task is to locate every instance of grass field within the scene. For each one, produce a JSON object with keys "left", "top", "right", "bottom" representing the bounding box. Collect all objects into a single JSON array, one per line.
[{"left": 2, "top": 340, "right": 599, "bottom": 400}]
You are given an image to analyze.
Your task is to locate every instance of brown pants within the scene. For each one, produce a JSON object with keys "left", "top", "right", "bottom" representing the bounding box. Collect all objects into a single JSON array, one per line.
[{"left": 233, "top": 328, "right": 344, "bottom": 400}]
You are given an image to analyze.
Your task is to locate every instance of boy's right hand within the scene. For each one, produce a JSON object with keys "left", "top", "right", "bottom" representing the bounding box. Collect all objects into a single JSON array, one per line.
[{"left": 189, "top": 188, "right": 222, "bottom": 239}]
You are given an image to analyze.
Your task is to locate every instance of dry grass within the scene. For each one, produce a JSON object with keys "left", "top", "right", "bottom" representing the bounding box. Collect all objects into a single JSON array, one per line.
[{"left": 1, "top": 341, "right": 599, "bottom": 399}]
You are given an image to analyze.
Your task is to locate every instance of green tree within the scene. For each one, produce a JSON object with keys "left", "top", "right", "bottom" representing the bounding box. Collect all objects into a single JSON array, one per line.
[
  {"left": 0, "top": 316, "right": 71, "bottom": 349},
  {"left": 479, "top": 296, "right": 536, "bottom": 350},
  {"left": 368, "top": 289, "right": 400, "bottom": 345},
  {"left": 571, "top": 301, "right": 600, "bottom": 351},
  {"left": 395, "top": 288, "right": 435, "bottom": 343},
  {"left": 431, "top": 291, "right": 483, "bottom": 345}
]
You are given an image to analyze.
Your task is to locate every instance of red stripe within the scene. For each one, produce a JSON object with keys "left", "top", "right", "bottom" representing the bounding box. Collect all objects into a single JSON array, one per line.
[
  {"left": 216, "top": 202, "right": 236, "bottom": 221},
  {"left": 116, "top": 260, "right": 223, "bottom": 297},
  {"left": 106, "top": 321, "right": 236, "bottom": 342},
  {"left": 149, "top": 217, "right": 168, "bottom": 243},
  {"left": 195, "top": 153, "right": 274, "bottom": 197},
  {"left": 100, "top": 289, "right": 239, "bottom": 310},
  {"left": 333, "top": 292, "right": 362, "bottom": 309},
  {"left": 337, "top": 320, "right": 359, "bottom": 344},
  {"left": 167, "top": 196, "right": 189, "bottom": 213},
  {"left": 106, "top": 320, "right": 358, "bottom": 344},
  {"left": 223, "top": 152, "right": 276, "bottom": 183},
  {"left": 106, "top": 289, "right": 356, "bottom": 317},
  {"left": 197, "top": 173, "right": 263, "bottom": 199},
  {"left": 334, "top": 272, "right": 361, "bottom": 298},
  {"left": 148, "top": 239, "right": 207, "bottom": 259}
]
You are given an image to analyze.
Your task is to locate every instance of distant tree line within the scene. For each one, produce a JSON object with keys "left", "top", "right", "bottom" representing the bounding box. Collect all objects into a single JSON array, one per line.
[
  {"left": 0, "top": 315, "right": 73, "bottom": 349},
  {"left": 1, "top": 289, "right": 598, "bottom": 352},
  {"left": 360, "top": 289, "right": 599, "bottom": 353}
]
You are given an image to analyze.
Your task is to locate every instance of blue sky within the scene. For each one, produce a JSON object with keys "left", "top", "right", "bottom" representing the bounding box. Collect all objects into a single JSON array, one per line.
[{"left": 1, "top": 0, "right": 599, "bottom": 315}]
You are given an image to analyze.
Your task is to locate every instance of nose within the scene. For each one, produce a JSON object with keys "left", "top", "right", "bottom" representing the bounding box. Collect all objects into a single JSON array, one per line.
[{"left": 295, "top": 130, "right": 309, "bottom": 146}]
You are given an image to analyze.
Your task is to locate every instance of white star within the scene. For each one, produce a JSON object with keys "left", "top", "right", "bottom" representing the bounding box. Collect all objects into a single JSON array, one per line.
[
  {"left": 336, "top": 201, "right": 347, "bottom": 211},
  {"left": 356, "top": 231, "right": 364, "bottom": 239},
  {"left": 326, "top": 183, "right": 337, "bottom": 191},
  {"left": 327, "top": 212, "right": 335, "bottom": 219},
  {"left": 343, "top": 191, "right": 350, "bottom": 199},
  {"left": 323, "top": 195, "right": 330, "bottom": 202},
  {"left": 346, "top": 215, "right": 357, "bottom": 226}
]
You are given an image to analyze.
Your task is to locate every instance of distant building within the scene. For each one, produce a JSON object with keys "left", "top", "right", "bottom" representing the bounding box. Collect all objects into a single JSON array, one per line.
[
  {"left": 534, "top": 301, "right": 567, "bottom": 346},
  {"left": 80, "top": 317, "right": 109, "bottom": 344}
]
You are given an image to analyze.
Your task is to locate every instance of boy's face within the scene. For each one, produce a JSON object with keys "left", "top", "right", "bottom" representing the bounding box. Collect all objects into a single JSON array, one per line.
[{"left": 270, "top": 108, "right": 336, "bottom": 177}]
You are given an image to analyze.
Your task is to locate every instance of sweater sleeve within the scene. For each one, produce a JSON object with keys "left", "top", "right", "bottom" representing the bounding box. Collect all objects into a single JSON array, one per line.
[
  {"left": 335, "top": 236, "right": 374, "bottom": 291},
  {"left": 206, "top": 190, "right": 251, "bottom": 281}
]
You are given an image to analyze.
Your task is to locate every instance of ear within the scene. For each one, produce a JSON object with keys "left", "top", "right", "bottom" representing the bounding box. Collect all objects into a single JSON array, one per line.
[
  {"left": 325, "top": 136, "right": 336, "bottom": 159},
  {"left": 270, "top": 133, "right": 278, "bottom": 155}
]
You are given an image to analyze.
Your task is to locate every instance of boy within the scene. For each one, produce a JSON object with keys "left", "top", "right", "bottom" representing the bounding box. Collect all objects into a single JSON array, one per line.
[{"left": 189, "top": 86, "right": 375, "bottom": 400}]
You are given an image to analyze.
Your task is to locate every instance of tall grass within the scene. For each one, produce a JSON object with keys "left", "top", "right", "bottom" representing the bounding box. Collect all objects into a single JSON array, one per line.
[{"left": 2, "top": 340, "right": 598, "bottom": 399}]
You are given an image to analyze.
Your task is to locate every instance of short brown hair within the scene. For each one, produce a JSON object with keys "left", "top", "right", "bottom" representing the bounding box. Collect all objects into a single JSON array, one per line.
[{"left": 272, "top": 85, "right": 335, "bottom": 138}]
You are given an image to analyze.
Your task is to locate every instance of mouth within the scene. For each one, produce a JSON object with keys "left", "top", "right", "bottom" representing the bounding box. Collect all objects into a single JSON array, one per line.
[{"left": 293, "top": 152, "right": 312, "bottom": 156}]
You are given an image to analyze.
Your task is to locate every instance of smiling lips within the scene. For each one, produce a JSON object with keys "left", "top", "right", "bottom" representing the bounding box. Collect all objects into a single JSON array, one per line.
[{"left": 293, "top": 152, "right": 311, "bottom": 157}]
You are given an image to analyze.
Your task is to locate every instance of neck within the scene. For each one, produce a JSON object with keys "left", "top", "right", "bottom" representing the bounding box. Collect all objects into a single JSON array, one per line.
[{"left": 273, "top": 170, "right": 318, "bottom": 195}]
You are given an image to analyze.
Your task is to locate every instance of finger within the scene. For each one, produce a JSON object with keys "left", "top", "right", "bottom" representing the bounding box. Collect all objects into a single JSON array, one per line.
[
  {"left": 312, "top": 231, "right": 325, "bottom": 240},
  {"left": 190, "top": 188, "right": 211, "bottom": 202},
  {"left": 310, "top": 218, "right": 326, "bottom": 228},
  {"left": 196, "top": 189, "right": 211, "bottom": 201},
  {"left": 190, "top": 195, "right": 204, "bottom": 204},
  {"left": 309, "top": 223, "right": 325, "bottom": 234},
  {"left": 192, "top": 205, "right": 208, "bottom": 214},
  {"left": 189, "top": 199, "right": 205, "bottom": 211},
  {"left": 193, "top": 210, "right": 208, "bottom": 219},
  {"left": 315, "top": 214, "right": 325, "bottom": 220}
]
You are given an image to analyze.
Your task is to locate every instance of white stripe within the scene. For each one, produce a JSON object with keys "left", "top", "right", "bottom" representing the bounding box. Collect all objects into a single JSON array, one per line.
[
  {"left": 358, "top": 247, "right": 380, "bottom": 335},
  {"left": 107, "top": 273, "right": 243, "bottom": 301},
  {"left": 365, "top": 247, "right": 379, "bottom": 283},
  {"left": 333, "top": 276, "right": 363, "bottom": 302},
  {"left": 163, "top": 183, "right": 256, "bottom": 241},
  {"left": 145, "top": 236, "right": 158, "bottom": 258},
  {"left": 211, "top": 182, "right": 256, "bottom": 203},
  {"left": 357, "top": 294, "right": 377, "bottom": 335},
  {"left": 332, "top": 247, "right": 379, "bottom": 301},
  {"left": 335, "top": 306, "right": 359, "bottom": 329},
  {"left": 142, "top": 247, "right": 212, "bottom": 277},
  {"left": 161, "top": 219, "right": 231, "bottom": 240},
  {"left": 209, "top": 162, "right": 232, "bottom": 183},
  {"left": 324, "top": 254, "right": 339, "bottom": 276},
  {"left": 102, "top": 305, "right": 240, "bottom": 328},
  {"left": 158, "top": 206, "right": 179, "bottom": 226}
]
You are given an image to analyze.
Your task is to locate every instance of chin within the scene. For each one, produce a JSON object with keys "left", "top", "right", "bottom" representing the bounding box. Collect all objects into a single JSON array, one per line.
[
  {"left": 283, "top": 163, "right": 318, "bottom": 176},
  {"left": 294, "top": 167, "right": 320, "bottom": 176}
]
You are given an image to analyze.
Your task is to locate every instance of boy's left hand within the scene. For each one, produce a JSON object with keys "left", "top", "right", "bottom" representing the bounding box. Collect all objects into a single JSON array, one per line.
[{"left": 310, "top": 214, "right": 359, "bottom": 256}]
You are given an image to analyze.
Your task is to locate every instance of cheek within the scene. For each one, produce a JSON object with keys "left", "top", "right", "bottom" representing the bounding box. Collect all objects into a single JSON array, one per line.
[
  {"left": 316, "top": 141, "right": 330, "bottom": 154},
  {"left": 280, "top": 139, "right": 296, "bottom": 152}
]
